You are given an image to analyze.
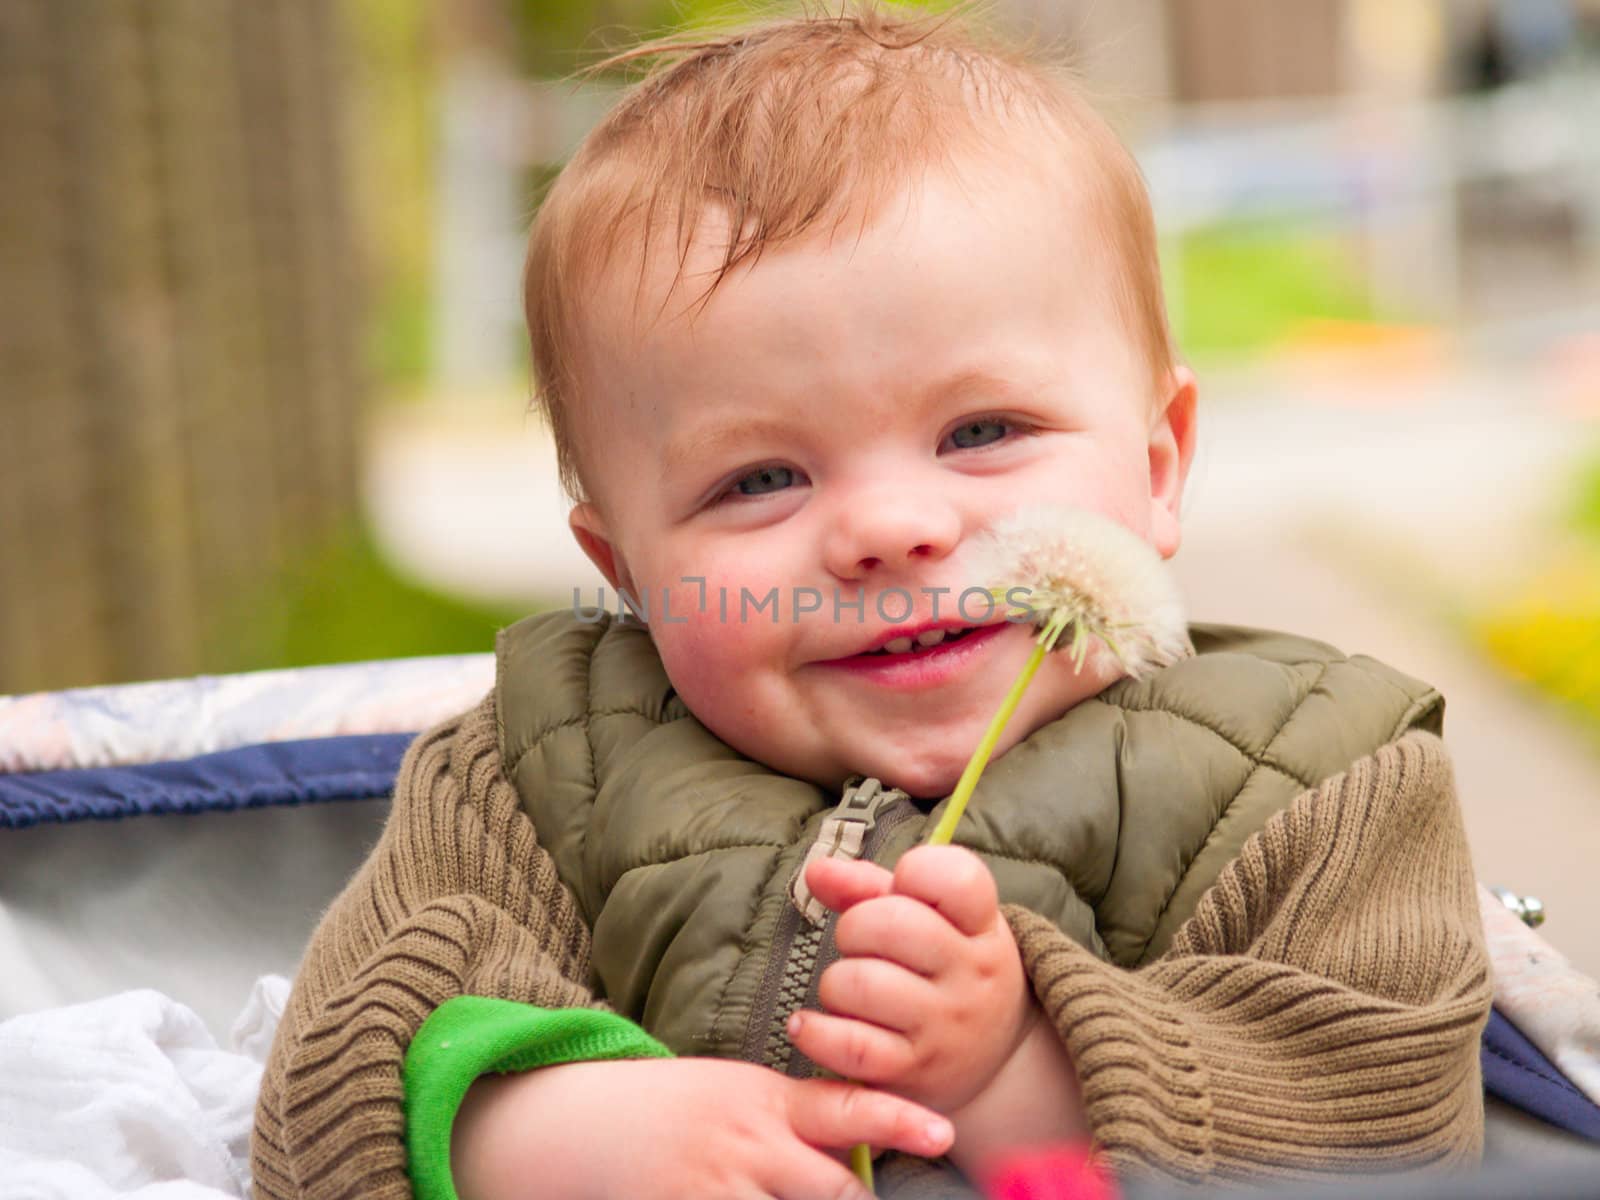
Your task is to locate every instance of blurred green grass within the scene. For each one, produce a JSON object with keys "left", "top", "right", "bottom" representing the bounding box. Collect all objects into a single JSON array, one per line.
[
  {"left": 1577, "top": 453, "right": 1600, "bottom": 539},
  {"left": 1168, "top": 221, "right": 1377, "bottom": 361},
  {"left": 207, "top": 523, "right": 533, "bottom": 672}
]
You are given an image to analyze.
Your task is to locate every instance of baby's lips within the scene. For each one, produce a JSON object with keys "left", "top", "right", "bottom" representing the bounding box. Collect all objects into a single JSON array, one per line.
[{"left": 835, "top": 618, "right": 996, "bottom": 659}]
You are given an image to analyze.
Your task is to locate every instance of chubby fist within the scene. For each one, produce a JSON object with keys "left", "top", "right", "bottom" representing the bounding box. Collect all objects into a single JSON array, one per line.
[
  {"left": 786, "top": 844, "right": 1034, "bottom": 1116},
  {"left": 452, "top": 1056, "right": 955, "bottom": 1200}
]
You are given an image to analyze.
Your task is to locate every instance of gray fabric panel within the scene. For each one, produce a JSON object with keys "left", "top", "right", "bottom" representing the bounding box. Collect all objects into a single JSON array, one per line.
[{"left": 0, "top": 800, "right": 388, "bottom": 1037}]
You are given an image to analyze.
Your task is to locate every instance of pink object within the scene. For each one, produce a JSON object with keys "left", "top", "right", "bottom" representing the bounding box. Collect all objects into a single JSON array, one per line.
[{"left": 980, "top": 1144, "right": 1118, "bottom": 1200}]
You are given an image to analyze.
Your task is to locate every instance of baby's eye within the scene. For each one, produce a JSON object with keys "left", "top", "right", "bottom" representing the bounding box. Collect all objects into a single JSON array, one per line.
[
  {"left": 944, "top": 418, "right": 1011, "bottom": 451},
  {"left": 733, "top": 465, "right": 797, "bottom": 496}
]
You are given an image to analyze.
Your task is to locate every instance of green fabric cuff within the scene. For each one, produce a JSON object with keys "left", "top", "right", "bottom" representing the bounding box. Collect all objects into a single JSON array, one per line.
[{"left": 402, "top": 997, "right": 674, "bottom": 1200}]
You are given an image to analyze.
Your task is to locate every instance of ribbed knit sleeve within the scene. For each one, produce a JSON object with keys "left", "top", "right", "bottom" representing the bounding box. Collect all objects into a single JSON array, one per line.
[
  {"left": 1002, "top": 729, "right": 1491, "bottom": 1182},
  {"left": 251, "top": 693, "right": 605, "bottom": 1200}
]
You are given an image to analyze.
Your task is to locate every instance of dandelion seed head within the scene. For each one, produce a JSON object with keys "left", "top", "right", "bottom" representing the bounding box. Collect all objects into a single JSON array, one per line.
[{"left": 966, "top": 505, "right": 1193, "bottom": 678}]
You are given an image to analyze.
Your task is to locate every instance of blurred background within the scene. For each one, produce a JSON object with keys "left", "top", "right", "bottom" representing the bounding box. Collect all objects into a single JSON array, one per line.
[{"left": 2, "top": 3, "right": 1598, "bottom": 960}]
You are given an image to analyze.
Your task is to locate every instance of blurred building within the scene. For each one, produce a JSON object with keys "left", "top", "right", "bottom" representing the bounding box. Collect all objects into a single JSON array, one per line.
[
  {"left": 1017, "top": 0, "right": 1600, "bottom": 327},
  {"left": 1050, "top": 0, "right": 1600, "bottom": 104}
]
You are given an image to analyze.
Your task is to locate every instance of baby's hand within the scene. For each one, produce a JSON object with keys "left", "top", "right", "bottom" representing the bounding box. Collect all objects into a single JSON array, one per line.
[
  {"left": 788, "top": 845, "right": 1033, "bottom": 1116},
  {"left": 451, "top": 1055, "right": 953, "bottom": 1200}
]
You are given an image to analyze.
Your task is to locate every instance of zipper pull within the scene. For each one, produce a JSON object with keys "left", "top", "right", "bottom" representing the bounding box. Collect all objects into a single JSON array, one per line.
[{"left": 787, "top": 775, "right": 907, "bottom": 927}]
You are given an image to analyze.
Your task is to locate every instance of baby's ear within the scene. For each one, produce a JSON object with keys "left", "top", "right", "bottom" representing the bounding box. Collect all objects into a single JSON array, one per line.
[
  {"left": 1147, "top": 365, "right": 1198, "bottom": 560},
  {"left": 569, "top": 502, "right": 634, "bottom": 593}
]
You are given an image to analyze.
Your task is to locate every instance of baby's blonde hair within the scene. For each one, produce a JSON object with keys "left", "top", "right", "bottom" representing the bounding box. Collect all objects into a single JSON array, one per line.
[{"left": 525, "top": 1, "right": 1176, "bottom": 500}]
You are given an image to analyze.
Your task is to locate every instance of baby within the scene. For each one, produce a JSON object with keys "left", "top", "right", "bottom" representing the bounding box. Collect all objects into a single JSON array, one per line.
[{"left": 253, "top": 6, "right": 1491, "bottom": 1199}]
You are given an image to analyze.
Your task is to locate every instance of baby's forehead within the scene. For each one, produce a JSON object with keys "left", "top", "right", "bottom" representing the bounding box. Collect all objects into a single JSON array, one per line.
[{"left": 596, "top": 121, "right": 1100, "bottom": 340}]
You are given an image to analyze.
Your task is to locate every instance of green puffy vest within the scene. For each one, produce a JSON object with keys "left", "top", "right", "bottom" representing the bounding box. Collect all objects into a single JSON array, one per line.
[{"left": 496, "top": 611, "right": 1442, "bottom": 1070}]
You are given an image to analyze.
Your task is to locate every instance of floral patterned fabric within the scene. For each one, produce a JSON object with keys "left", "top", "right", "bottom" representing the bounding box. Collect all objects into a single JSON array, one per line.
[{"left": 0, "top": 655, "right": 493, "bottom": 774}]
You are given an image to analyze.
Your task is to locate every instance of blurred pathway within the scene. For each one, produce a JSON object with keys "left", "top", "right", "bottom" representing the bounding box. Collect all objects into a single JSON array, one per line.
[
  {"left": 369, "top": 344, "right": 1600, "bottom": 974},
  {"left": 1175, "top": 349, "right": 1600, "bottom": 975}
]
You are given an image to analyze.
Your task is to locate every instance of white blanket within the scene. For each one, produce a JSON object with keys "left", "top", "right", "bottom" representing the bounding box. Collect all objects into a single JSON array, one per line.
[{"left": 0, "top": 976, "right": 288, "bottom": 1200}]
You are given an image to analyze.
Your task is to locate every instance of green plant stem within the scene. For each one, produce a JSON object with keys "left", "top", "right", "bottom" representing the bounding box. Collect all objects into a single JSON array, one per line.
[
  {"left": 927, "top": 637, "right": 1049, "bottom": 847},
  {"left": 851, "top": 1143, "right": 875, "bottom": 1190}
]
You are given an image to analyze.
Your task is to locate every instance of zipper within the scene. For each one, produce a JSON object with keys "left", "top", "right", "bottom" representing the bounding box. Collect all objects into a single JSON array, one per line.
[{"left": 740, "top": 777, "right": 924, "bottom": 1076}]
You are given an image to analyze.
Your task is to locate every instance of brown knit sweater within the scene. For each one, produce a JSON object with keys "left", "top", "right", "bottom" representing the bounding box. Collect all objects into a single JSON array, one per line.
[{"left": 252, "top": 694, "right": 1490, "bottom": 1197}]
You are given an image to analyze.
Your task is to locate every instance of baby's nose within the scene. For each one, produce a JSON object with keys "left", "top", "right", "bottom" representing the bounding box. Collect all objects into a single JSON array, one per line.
[{"left": 821, "top": 483, "right": 962, "bottom": 581}]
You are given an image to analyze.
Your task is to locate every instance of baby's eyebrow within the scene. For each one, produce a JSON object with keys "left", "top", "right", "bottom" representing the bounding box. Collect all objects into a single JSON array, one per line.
[
  {"left": 926, "top": 366, "right": 1032, "bottom": 405},
  {"left": 662, "top": 416, "right": 805, "bottom": 477}
]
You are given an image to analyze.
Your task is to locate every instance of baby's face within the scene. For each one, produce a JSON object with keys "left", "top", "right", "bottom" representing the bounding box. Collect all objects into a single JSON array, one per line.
[{"left": 568, "top": 152, "right": 1195, "bottom": 797}]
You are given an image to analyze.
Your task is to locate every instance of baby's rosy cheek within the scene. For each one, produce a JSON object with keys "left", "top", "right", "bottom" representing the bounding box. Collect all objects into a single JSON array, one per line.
[{"left": 652, "top": 580, "right": 780, "bottom": 686}]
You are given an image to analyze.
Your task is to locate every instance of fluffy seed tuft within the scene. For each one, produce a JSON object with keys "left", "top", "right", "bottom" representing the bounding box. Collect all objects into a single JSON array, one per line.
[{"left": 966, "top": 505, "right": 1193, "bottom": 678}]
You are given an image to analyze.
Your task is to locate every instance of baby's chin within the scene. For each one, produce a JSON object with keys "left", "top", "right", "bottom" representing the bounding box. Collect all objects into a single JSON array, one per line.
[
  {"left": 754, "top": 736, "right": 964, "bottom": 800},
  {"left": 857, "top": 752, "right": 966, "bottom": 800},
  {"left": 847, "top": 665, "right": 1125, "bottom": 798},
  {"left": 821, "top": 741, "right": 986, "bottom": 801}
]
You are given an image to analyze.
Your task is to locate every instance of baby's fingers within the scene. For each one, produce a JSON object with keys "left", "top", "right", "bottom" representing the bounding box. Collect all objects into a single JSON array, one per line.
[
  {"left": 787, "top": 1008, "right": 917, "bottom": 1085},
  {"left": 785, "top": 1077, "right": 954, "bottom": 1161},
  {"left": 805, "top": 856, "right": 894, "bottom": 915}
]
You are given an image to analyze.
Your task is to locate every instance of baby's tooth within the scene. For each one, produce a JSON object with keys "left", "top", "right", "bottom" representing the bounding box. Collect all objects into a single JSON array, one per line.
[
  {"left": 915, "top": 629, "right": 947, "bottom": 647},
  {"left": 884, "top": 637, "right": 914, "bottom": 654}
]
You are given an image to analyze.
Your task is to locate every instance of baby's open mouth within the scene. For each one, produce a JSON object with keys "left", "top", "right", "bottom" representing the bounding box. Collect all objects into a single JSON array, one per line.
[
  {"left": 820, "top": 622, "right": 1008, "bottom": 685},
  {"left": 863, "top": 626, "right": 977, "bottom": 656}
]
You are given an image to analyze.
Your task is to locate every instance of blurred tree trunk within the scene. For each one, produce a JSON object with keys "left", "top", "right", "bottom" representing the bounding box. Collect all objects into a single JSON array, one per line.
[{"left": 0, "top": 0, "right": 363, "bottom": 693}]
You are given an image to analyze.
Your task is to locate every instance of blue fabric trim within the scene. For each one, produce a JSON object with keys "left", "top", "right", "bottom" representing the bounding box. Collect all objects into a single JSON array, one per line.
[
  {"left": 1482, "top": 1006, "right": 1600, "bottom": 1141},
  {"left": 0, "top": 734, "right": 415, "bottom": 829}
]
